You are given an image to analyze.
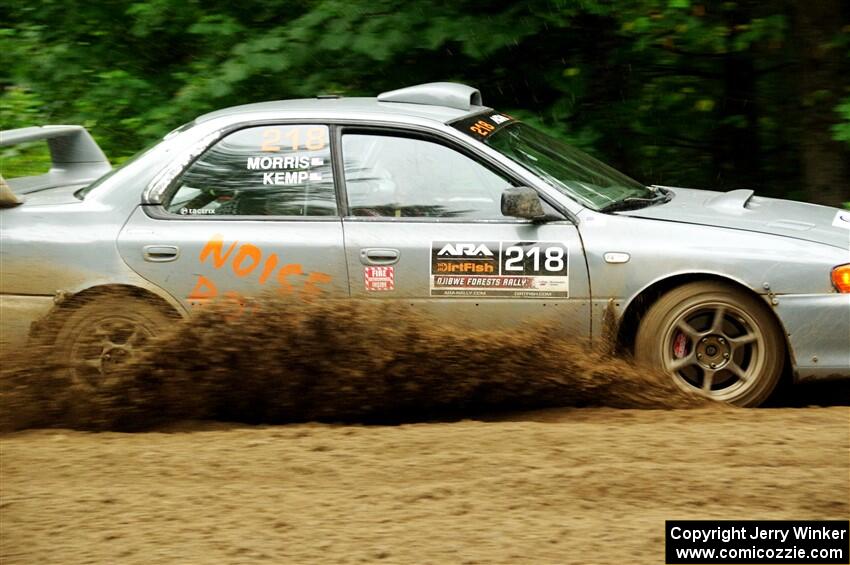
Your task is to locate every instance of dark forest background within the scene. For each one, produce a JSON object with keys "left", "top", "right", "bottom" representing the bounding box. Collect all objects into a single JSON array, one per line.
[{"left": 2, "top": 0, "right": 849, "bottom": 206}]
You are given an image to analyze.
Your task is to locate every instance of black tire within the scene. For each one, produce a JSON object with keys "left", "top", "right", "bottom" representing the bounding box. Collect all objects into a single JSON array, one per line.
[
  {"left": 635, "top": 281, "right": 785, "bottom": 407},
  {"left": 52, "top": 295, "right": 174, "bottom": 389}
]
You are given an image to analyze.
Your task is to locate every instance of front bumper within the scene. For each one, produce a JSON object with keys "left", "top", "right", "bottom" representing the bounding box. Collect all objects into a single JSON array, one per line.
[{"left": 773, "top": 293, "right": 850, "bottom": 381}]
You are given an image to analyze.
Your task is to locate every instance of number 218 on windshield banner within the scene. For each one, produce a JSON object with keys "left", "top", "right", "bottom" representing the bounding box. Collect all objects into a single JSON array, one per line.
[{"left": 430, "top": 241, "right": 569, "bottom": 298}]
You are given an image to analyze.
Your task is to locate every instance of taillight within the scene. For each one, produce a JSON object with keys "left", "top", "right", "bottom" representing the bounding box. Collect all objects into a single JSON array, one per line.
[{"left": 832, "top": 264, "right": 850, "bottom": 293}]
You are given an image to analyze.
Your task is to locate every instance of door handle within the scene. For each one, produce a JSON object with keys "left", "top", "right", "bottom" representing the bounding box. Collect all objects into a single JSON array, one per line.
[
  {"left": 143, "top": 245, "right": 180, "bottom": 262},
  {"left": 360, "top": 248, "right": 400, "bottom": 265}
]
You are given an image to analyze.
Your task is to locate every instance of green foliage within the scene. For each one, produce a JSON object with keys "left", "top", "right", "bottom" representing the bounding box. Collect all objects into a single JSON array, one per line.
[
  {"left": 834, "top": 96, "right": 850, "bottom": 144},
  {"left": 1, "top": 0, "right": 848, "bottom": 202},
  {"left": 0, "top": 87, "right": 51, "bottom": 177}
]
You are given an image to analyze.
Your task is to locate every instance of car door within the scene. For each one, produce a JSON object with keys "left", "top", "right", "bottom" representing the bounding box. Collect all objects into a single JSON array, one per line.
[
  {"left": 338, "top": 127, "right": 590, "bottom": 336},
  {"left": 118, "top": 123, "right": 348, "bottom": 313}
]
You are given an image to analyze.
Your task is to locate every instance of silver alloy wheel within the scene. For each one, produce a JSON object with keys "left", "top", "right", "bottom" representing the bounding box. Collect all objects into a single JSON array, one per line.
[{"left": 661, "top": 301, "right": 765, "bottom": 401}]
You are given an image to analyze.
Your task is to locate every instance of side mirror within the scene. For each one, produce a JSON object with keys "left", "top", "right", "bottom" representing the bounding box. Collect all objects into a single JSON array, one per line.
[{"left": 501, "top": 187, "right": 545, "bottom": 220}]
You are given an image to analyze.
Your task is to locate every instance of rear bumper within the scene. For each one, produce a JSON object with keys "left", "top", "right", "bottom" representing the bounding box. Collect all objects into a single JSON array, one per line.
[{"left": 772, "top": 293, "right": 850, "bottom": 381}]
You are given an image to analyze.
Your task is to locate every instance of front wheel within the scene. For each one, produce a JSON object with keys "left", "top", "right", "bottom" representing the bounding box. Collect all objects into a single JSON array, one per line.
[{"left": 635, "top": 281, "right": 785, "bottom": 407}]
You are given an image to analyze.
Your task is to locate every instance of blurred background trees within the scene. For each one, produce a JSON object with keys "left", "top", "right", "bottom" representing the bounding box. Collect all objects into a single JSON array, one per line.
[{"left": 2, "top": 0, "right": 848, "bottom": 205}]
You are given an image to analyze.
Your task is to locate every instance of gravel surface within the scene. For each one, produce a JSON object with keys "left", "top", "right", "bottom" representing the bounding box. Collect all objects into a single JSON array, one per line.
[{"left": 2, "top": 406, "right": 847, "bottom": 564}]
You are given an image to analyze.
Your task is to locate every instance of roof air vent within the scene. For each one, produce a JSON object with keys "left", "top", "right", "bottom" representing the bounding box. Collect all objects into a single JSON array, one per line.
[
  {"left": 706, "top": 189, "right": 755, "bottom": 211},
  {"left": 377, "top": 82, "right": 483, "bottom": 111}
]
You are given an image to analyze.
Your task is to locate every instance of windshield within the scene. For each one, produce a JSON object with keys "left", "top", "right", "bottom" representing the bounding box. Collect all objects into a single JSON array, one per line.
[{"left": 452, "top": 115, "right": 652, "bottom": 210}]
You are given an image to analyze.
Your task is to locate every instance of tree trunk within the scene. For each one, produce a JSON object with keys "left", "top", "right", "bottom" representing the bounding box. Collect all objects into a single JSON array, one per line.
[
  {"left": 716, "top": 49, "right": 760, "bottom": 191},
  {"left": 711, "top": 2, "right": 763, "bottom": 193},
  {"left": 794, "top": 0, "right": 850, "bottom": 207}
]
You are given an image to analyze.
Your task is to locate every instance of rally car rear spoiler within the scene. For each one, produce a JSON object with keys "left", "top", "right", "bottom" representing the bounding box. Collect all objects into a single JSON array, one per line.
[{"left": 0, "top": 125, "right": 111, "bottom": 206}]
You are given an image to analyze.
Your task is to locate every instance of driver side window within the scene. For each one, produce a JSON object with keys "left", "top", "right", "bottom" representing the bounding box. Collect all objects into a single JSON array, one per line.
[{"left": 341, "top": 133, "right": 513, "bottom": 219}]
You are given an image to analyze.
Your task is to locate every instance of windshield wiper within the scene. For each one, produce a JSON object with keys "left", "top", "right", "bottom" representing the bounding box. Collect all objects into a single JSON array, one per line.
[{"left": 599, "top": 190, "right": 671, "bottom": 213}]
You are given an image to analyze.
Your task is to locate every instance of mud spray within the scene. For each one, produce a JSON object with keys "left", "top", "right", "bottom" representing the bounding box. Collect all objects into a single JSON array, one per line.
[{"left": 0, "top": 298, "right": 709, "bottom": 431}]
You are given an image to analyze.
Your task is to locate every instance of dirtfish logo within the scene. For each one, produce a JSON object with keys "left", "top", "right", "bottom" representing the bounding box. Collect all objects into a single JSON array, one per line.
[{"left": 438, "top": 243, "right": 494, "bottom": 257}]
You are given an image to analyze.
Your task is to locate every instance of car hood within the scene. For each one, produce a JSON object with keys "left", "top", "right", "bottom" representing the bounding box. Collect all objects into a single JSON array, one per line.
[{"left": 620, "top": 186, "right": 850, "bottom": 250}]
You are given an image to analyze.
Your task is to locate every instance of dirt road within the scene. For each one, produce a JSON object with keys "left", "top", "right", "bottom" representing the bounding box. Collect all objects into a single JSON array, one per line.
[
  {"left": 2, "top": 301, "right": 847, "bottom": 563},
  {"left": 2, "top": 406, "right": 847, "bottom": 564}
]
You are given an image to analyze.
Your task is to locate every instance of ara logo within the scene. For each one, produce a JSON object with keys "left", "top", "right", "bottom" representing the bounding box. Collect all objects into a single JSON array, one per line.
[{"left": 437, "top": 243, "right": 494, "bottom": 257}]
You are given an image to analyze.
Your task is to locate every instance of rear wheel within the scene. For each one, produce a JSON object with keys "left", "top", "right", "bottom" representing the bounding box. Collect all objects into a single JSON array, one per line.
[
  {"left": 635, "top": 281, "right": 785, "bottom": 407},
  {"left": 53, "top": 296, "right": 174, "bottom": 389}
]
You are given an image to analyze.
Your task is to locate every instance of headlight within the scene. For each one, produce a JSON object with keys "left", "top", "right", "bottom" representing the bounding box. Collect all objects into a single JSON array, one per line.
[{"left": 832, "top": 264, "right": 850, "bottom": 293}]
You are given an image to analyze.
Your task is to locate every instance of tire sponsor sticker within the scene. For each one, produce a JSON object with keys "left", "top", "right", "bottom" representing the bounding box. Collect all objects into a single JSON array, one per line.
[{"left": 430, "top": 241, "right": 569, "bottom": 298}]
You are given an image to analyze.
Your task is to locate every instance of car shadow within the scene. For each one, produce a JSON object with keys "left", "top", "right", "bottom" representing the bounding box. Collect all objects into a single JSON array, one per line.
[{"left": 769, "top": 379, "right": 850, "bottom": 407}]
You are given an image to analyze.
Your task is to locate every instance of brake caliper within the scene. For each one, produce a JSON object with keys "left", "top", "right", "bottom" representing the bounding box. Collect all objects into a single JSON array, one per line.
[{"left": 673, "top": 332, "right": 688, "bottom": 359}]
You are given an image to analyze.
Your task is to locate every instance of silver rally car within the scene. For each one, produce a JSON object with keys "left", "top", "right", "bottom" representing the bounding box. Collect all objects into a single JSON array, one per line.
[{"left": 2, "top": 82, "right": 848, "bottom": 406}]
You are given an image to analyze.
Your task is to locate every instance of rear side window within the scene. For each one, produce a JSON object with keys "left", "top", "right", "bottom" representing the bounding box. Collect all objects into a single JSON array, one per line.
[{"left": 165, "top": 125, "right": 336, "bottom": 217}]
